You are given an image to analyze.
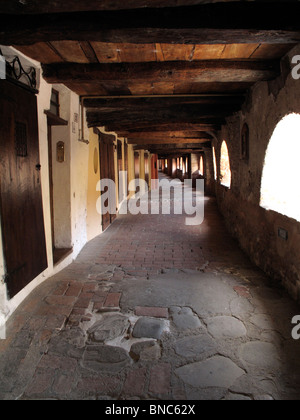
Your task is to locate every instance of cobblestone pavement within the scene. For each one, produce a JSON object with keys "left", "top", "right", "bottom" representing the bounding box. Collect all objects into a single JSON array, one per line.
[{"left": 1, "top": 175, "right": 300, "bottom": 400}]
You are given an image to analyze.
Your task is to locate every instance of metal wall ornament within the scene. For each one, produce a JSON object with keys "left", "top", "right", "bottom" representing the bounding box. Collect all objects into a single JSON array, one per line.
[{"left": 0, "top": 48, "right": 37, "bottom": 90}]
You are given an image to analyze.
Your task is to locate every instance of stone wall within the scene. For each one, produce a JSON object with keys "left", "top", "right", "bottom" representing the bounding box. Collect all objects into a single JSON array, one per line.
[{"left": 214, "top": 45, "right": 300, "bottom": 301}]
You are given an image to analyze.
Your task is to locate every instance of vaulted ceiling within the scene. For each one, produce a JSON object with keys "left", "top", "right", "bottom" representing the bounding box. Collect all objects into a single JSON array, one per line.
[{"left": 1, "top": 1, "right": 299, "bottom": 157}]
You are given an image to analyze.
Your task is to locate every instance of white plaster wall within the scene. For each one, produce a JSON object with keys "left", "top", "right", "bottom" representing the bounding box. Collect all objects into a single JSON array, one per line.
[
  {"left": 51, "top": 85, "right": 72, "bottom": 249},
  {"left": 70, "top": 94, "right": 89, "bottom": 257},
  {"left": 86, "top": 128, "right": 102, "bottom": 242}
]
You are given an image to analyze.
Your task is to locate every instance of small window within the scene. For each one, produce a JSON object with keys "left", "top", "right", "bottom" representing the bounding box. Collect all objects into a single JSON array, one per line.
[
  {"left": 50, "top": 89, "right": 60, "bottom": 117},
  {"left": 220, "top": 141, "right": 232, "bottom": 188}
]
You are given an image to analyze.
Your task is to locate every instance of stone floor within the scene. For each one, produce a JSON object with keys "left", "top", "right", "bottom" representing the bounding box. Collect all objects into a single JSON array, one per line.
[{"left": 1, "top": 174, "right": 300, "bottom": 400}]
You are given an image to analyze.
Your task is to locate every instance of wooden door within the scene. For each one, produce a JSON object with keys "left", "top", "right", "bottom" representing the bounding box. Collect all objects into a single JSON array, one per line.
[
  {"left": 0, "top": 81, "right": 48, "bottom": 298},
  {"left": 99, "top": 132, "right": 116, "bottom": 231}
]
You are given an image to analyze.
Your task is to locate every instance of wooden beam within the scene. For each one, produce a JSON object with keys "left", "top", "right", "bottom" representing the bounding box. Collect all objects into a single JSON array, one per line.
[
  {"left": 117, "top": 126, "right": 219, "bottom": 135},
  {"left": 120, "top": 131, "right": 211, "bottom": 139},
  {"left": 86, "top": 103, "right": 240, "bottom": 127},
  {"left": 83, "top": 96, "right": 245, "bottom": 110},
  {"left": 139, "top": 147, "right": 208, "bottom": 155},
  {"left": 43, "top": 60, "right": 280, "bottom": 84},
  {"left": 0, "top": 0, "right": 224, "bottom": 14},
  {"left": 128, "top": 137, "right": 211, "bottom": 145},
  {"left": 134, "top": 141, "right": 209, "bottom": 151},
  {"left": 105, "top": 122, "right": 223, "bottom": 132},
  {"left": 2, "top": 3, "right": 300, "bottom": 45}
]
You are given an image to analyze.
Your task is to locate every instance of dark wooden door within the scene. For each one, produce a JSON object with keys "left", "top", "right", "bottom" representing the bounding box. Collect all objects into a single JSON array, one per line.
[
  {"left": 0, "top": 81, "right": 48, "bottom": 298},
  {"left": 99, "top": 132, "right": 116, "bottom": 231}
]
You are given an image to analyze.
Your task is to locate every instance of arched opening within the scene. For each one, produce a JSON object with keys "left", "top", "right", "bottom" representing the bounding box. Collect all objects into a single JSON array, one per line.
[
  {"left": 220, "top": 141, "right": 232, "bottom": 188},
  {"left": 212, "top": 147, "right": 217, "bottom": 181},
  {"left": 199, "top": 155, "right": 204, "bottom": 176},
  {"left": 260, "top": 113, "right": 300, "bottom": 222}
]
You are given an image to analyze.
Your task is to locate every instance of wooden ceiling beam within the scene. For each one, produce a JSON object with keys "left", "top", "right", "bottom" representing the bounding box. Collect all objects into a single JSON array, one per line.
[
  {"left": 43, "top": 60, "right": 280, "bottom": 84},
  {"left": 83, "top": 95, "right": 245, "bottom": 109},
  {"left": 105, "top": 122, "right": 223, "bottom": 132},
  {"left": 119, "top": 131, "right": 211, "bottom": 139},
  {"left": 128, "top": 137, "right": 211, "bottom": 145},
  {"left": 86, "top": 103, "right": 240, "bottom": 128},
  {"left": 0, "top": 0, "right": 232, "bottom": 14},
  {"left": 134, "top": 143, "right": 210, "bottom": 150},
  {"left": 1, "top": 3, "right": 300, "bottom": 45}
]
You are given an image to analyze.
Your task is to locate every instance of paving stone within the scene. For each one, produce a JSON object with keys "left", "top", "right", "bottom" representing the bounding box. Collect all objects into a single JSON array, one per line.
[
  {"left": 130, "top": 340, "right": 161, "bottom": 361},
  {"left": 123, "top": 368, "right": 147, "bottom": 396},
  {"left": 82, "top": 345, "right": 131, "bottom": 373},
  {"left": 47, "top": 336, "right": 85, "bottom": 359},
  {"left": 149, "top": 363, "right": 171, "bottom": 396},
  {"left": 175, "top": 356, "right": 245, "bottom": 388},
  {"left": 44, "top": 315, "right": 67, "bottom": 330},
  {"left": 255, "top": 394, "right": 274, "bottom": 401},
  {"left": 75, "top": 375, "right": 121, "bottom": 399},
  {"left": 88, "top": 314, "right": 130, "bottom": 343},
  {"left": 38, "top": 354, "right": 78, "bottom": 371},
  {"left": 130, "top": 340, "right": 156, "bottom": 361},
  {"left": 250, "top": 314, "right": 275, "bottom": 330},
  {"left": 135, "top": 306, "right": 168, "bottom": 319},
  {"left": 11, "top": 329, "right": 35, "bottom": 348},
  {"left": 170, "top": 307, "right": 202, "bottom": 331},
  {"left": 233, "top": 286, "right": 252, "bottom": 299},
  {"left": 25, "top": 369, "right": 55, "bottom": 397},
  {"left": 52, "top": 282, "right": 69, "bottom": 296},
  {"left": 132, "top": 317, "right": 168, "bottom": 340},
  {"left": 65, "top": 283, "right": 83, "bottom": 297},
  {"left": 185, "top": 386, "right": 227, "bottom": 401},
  {"left": 139, "top": 342, "right": 161, "bottom": 361},
  {"left": 239, "top": 341, "right": 281, "bottom": 370},
  {"left": 230, "top": 297, "right": 254, "bottom": 317},
  {"left": 52, "top": 373, "right": 75, "bottom": 396},
  {"left": 206, "top": 316, "right": 247, "bottom": 339},
  {"left": 104, "top": 293, "right": 122, "bottom": 309},
  {"left": 225, "top": 392, "right": 252, "bottom": 400},
  {"left": 44, "top": 295, "right": 77, "bottom": 306},
  {"left": 175, "top": 334, "right": 216, "bottom": 358}
]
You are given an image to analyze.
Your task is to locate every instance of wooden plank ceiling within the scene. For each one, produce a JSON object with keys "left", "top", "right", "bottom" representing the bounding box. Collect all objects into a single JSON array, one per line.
[{"left": 3, "top": 1, "right": 298, "bottom": 158}]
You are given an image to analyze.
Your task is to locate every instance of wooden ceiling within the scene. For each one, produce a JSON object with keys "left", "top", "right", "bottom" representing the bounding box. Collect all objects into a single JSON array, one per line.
[{"left": 2, "top": 1, "right": 299, "bottom": 157}]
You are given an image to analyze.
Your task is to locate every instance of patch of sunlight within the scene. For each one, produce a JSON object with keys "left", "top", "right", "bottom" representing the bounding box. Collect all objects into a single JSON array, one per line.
[
  {"left": 260, "top": 113, "right": 300, "bottom": 222},
  {"left": 220, "top": 141, "right": 232, "bottom": 188},
  {"left": 213, "top": 146, "right": 217, "bottom": 181}
]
